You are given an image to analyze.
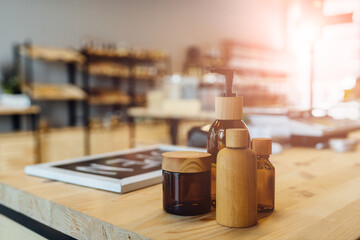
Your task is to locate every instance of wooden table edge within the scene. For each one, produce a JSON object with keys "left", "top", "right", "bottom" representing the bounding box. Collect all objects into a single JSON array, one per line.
[{"left": 0, "top": 180, "right": 149, "bottom": 240}]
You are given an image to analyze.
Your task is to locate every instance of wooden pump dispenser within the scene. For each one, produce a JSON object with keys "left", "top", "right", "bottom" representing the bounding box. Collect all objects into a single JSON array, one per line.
[{"left": 216, "top": 129, "right": 257, "bottom": 228}]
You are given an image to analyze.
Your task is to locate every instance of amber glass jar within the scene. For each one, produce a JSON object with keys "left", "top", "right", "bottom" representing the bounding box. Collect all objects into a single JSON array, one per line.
[{"left": 162, "top": 151, "right": 212, "bottom": 216}]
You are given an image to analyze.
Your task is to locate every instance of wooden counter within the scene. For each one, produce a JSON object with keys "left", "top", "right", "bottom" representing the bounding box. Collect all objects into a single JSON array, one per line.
[{"left": 0, "top": 146, "right": 360, "bottom": 239}]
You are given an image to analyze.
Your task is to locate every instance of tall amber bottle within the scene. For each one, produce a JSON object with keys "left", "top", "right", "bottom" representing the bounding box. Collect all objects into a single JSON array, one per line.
[
  {"left": 252, "top": 138, "right": 275, "bottom": 213},
  {"left": 207, "top": 68, "right": 249, "bottom": 205}
]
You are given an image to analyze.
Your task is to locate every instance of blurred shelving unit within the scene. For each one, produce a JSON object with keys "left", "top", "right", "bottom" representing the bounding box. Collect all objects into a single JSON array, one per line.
[
  {"left": 81, "top": 45, "right": 170, "bottom": 150},
  {"left": 14, "top": 41, "right": 170, "bottom": 155},
  {"left": 222, "top": 41, "right": 291, "bottom": 107},
  {"left": 186, "top": 41, "right": 292, "bottom": 109},
  {"left": 16, "top": 42, "right": 88, "bottom": 157},
  {"left": 314, "top": 0, "right": 360, "bottom": 108},
  {"left": 17, "top": 43, "right": 87, "bottom": 127},
  {"left": 82, "top": 47, "right": 169, "bottom": 107}
]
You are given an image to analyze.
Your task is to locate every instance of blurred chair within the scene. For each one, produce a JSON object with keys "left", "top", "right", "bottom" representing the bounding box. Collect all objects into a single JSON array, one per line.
[{"left": 187, "top": 125, "right": 208, "bottom": 148}]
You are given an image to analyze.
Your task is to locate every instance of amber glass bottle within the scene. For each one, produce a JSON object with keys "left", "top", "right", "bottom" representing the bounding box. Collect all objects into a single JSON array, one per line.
[
  {"left": 252, "top": 138, "right": 275, "bottom": 213},
  {"left": 207, "top": 118, "right": 249, "bottom": 204}
]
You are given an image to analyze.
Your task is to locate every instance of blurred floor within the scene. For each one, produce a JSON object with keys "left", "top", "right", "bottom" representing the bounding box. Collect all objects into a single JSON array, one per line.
[{"left": 0, "top": 120, "right": 209, "bottom": 172}]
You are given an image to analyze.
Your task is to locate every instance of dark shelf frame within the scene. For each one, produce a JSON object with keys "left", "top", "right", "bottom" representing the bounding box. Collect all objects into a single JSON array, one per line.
[{"left": 19, "top": 41, "right": 85, "bottom": 127}]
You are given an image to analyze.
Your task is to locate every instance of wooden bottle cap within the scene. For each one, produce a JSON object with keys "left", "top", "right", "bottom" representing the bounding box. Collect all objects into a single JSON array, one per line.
[
  {"left": 252, "top": 138, "right": 272, "bottom": 155},
  {"left": 215, "top": 96, "right": 243, "bottom": 120},
  {"left": 162, "top": 151, "right": 212, "bottom": 173},
  {"left": 225, "top": 129, "right": 249, "bottom": 148}
]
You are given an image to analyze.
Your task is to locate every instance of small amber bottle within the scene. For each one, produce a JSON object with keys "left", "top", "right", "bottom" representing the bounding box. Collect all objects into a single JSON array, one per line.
[
  {"left": 252, "top": 138, "right": 275, "bottom": 213},
  {"left": 162, "top": 151, "right": 212, "bottom": 216}
]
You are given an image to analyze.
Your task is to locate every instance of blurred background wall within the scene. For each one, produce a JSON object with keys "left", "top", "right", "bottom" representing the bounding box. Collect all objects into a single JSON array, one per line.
[
  {"left": 0, "top": 0, "right": 285, "bottom": 72},
  {"left": 0, "top": 0, "right": 286, "bottom": 131}
]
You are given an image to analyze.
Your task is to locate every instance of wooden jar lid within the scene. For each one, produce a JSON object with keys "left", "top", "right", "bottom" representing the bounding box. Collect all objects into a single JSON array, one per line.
[
  {"left": 215, "top": 96, "right": 243, "bottom": 120},
  {"left": 252, "top": 138, "right": 272, "bottom": 155},
  {"left": 162, "top": 151, "right": 212, "bottom": 173},
  {"left": 226, "top": 129, "right": 249, "bottom": 148}
]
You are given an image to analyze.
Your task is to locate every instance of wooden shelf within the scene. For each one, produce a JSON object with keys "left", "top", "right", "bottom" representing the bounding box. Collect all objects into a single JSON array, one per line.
[
  {"left": 83, "top": 48, "right": 168, "bottom": 62},
  {"left": 87, "top": 63, "right": 160, "bottom": 81},
  {"left": 132, "top": 49, "right": 168, "bottom": 61},
  {"left": 88, "top": 63, "right": 130, "bottom": 78},
  {"left": 88, "top": 98, "right": 131, "bottom": 106},
  {"left": 0, "top": 105, "right": 40, "bottom": 116},
  {"left": 89, "top": 89, "right": 131, "bottom": 105},
  {"left": 20, "top": 45, "right": 84, "bottom": 63},
  {"left": 88, "top": 96, "right": 145, "bottom": 106},
  {"left": 23, "top": 83, "right": 87, "bottom": 101},
  {"left": 132, "top": 65, "right": 158, "bottom": 80},
  {"left": 83, "top": 48, "right": 130, "bottom": 59}
]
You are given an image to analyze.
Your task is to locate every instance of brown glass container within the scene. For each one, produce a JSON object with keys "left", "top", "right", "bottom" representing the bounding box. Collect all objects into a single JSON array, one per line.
[
  {"left": 162, "top": 151, "right": 212, "bottom": 216},
  {"left": 256, "top": 155, "right": 275, "bottom": 212},
  {"left": 252, "top": 138, "right": 275, "bottom": 213},
  {"left": 207, "top": 119, "right": 249, "bottom": 204}
]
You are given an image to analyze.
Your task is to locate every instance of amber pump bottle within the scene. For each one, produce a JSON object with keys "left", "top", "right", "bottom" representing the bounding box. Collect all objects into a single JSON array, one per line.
[
  {"left": 207, "top": 68, "right": 249, "bottom": 205},
  {"left": 252, "top": 138, "right": 275, "bottom": 213}
]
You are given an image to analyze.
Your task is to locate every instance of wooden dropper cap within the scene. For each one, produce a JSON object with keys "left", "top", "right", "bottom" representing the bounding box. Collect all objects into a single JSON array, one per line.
[
  {"left": 162, "top": 151, "right": 212, "bottom": 173},
  {"left": 252, "top": 138, "right": 272, "bottom": 155},
  {"left": 226, "top": 129, "right": 249, "bottom": 148}
]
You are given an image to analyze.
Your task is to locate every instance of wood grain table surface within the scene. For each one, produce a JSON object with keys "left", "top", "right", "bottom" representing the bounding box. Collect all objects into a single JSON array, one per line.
[{"left": 0, "top": 145, "right": 359, "bottom": 239}]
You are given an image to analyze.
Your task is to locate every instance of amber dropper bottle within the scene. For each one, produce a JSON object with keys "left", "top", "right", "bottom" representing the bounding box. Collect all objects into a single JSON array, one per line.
[
  {"left": 207, "top": 68, "right": 250, "bottom": 206},
  {"left": 252, "top": 138, "right": 275, "bottom": 213}
]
